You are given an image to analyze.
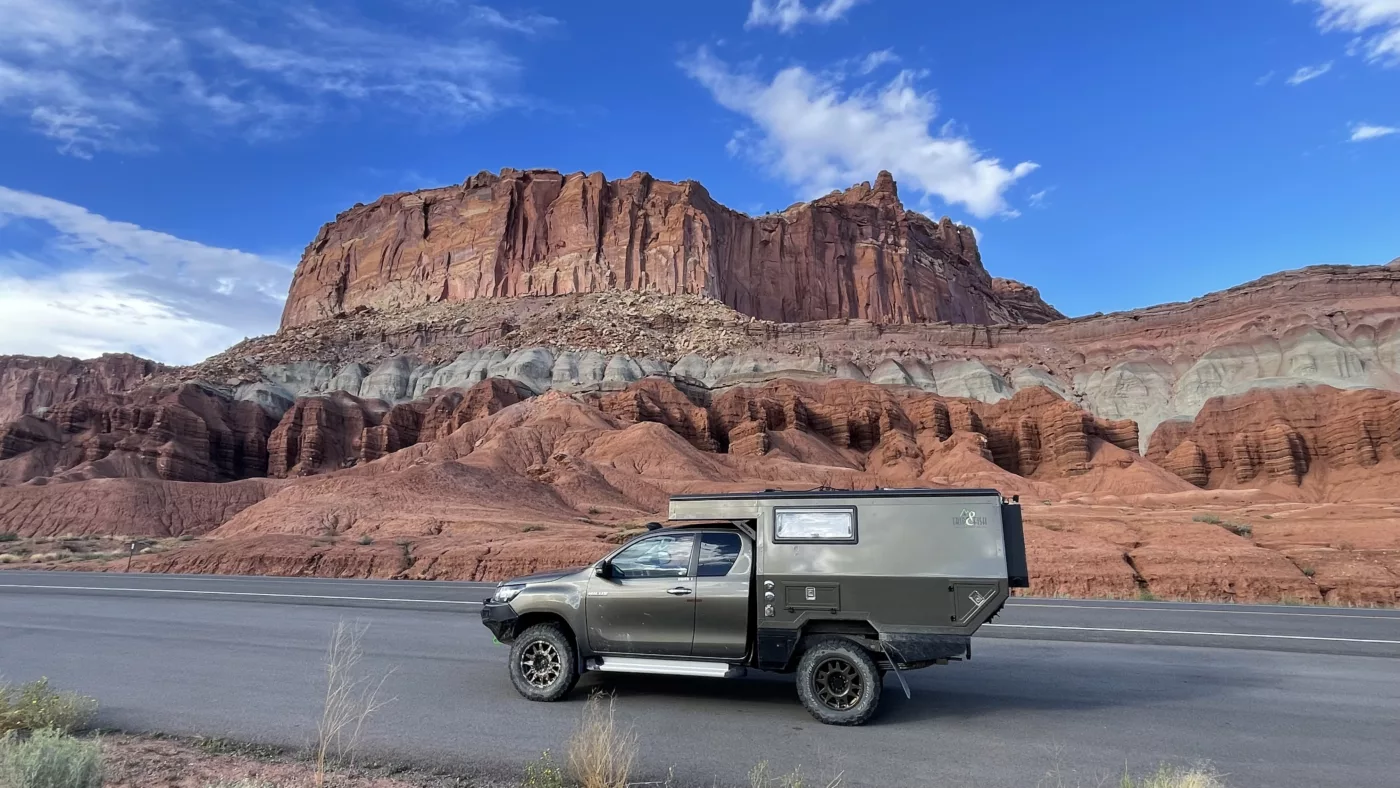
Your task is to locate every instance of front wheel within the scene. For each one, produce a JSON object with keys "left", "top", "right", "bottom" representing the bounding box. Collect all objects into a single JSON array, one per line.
[
  {"left": 508, "top": 623, "right": 579, "bottom": 702},
  {"left": 795, "top": 638, "right": 883, "bottom": 726}
]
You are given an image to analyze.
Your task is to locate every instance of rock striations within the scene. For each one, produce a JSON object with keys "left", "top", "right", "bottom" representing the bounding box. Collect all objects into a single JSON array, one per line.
[{"left": 280, "top": 168, "right": 1062, "bottom": 329}]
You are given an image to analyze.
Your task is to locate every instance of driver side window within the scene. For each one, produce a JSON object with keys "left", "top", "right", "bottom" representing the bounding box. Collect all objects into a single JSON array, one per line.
[{"left": 610, "top": 534, "right": 695, "bottom": 579}]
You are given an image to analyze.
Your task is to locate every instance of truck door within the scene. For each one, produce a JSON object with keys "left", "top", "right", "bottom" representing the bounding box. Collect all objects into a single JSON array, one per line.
[
  {"left": 586, "top": 533, "right": 698, "bottom": 656},
  {"left": 692, "top": 532, "right": 751, "bottom": 659}
]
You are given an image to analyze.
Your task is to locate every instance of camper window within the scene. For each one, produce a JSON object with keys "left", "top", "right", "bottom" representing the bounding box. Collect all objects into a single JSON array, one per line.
[{"left": 774, "top": 508, "right": 856, "bottom": 543}]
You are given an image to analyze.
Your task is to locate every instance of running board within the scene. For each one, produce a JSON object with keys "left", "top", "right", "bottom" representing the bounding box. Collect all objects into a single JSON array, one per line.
[{"left": 588, "top": 657, "right": 745, "bottom": 679}]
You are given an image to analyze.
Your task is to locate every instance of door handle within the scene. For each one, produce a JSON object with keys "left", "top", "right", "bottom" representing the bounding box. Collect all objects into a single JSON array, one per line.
[{"left": 666, "top": 587, "right": 693, "bottom": 596}]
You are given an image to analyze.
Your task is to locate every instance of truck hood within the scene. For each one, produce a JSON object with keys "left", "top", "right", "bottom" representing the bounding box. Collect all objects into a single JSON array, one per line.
[{"left": 501, "top": 566, "right": 588, "bottom": 585}]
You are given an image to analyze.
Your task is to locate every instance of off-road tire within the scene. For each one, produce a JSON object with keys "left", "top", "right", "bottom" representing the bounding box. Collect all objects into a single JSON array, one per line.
[
  {"left": 795, "top": 637, "right": 883, "bottom": 726},
  {"left": 508, "top": 623, "right": 578, "bottom": 702}
]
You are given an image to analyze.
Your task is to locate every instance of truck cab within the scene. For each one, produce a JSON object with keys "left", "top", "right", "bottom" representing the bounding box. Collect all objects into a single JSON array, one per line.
[{"left": 480, "top": 488, "right": 1028, "bottom": 725}]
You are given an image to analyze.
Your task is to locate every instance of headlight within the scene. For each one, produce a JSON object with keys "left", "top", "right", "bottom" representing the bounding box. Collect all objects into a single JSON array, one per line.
[{"left": 492, "top": 583, "right": 525, "bottom": 603}]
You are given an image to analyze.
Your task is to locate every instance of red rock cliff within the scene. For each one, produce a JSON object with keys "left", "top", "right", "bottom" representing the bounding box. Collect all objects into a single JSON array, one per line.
[
  {"left": 279, "top": 168, "right": 1063, "bottom": 329},
  {"left": 0, "top": 354, "right": 165, "bottom": 424}
]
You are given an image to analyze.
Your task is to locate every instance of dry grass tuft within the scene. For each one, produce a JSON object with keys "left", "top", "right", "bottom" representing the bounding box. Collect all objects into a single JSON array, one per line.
[
  {"left": 1122, "top": 764, "right": 1226, "bottom": 788},
  {"left": 313, "top": 620, "right": 394, "bottom": 788},
  {"left": 749, "top": 760, "right": 843, "bottom": 788},
  {"left": 567, "top": 693, "right": 637, "bottom": 788}
]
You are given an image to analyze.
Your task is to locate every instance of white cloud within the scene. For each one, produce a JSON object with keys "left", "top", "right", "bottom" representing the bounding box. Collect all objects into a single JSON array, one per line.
[
  {"left": 0, "top": 185, "right": 291, "bottom": 364},
  {"left": 1350, "top": 122, "right": 1399, "bottom": 140},
  {"left": 746, "top": 0, "right": 866, "bottom": 33},
  {"left": 1027, "top": 189, "right": 1050, "bottom": 208},
  {"left": 1310, "top": 0, "right": 1400, "bottom": 66},
  {"left": 1286, "top": 61, "right": 1333, "bottom": 84},
  {"left": 1255, "top": 70, "right": 1276, "bottom": 85},
  {"left": 858, "top": 49, "right": 899, "bottom": 74},
  {"left": 465, "top": 5, "right": 560, "bottom": 34},
  {"left": 681, "top": 48, "right": 1038, "bottom": 218},
  {"left": 0, "top": 0, "right": 548, "bottom": 157}
]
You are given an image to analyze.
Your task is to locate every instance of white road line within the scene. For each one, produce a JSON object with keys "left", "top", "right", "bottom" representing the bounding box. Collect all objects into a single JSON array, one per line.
[
  {"left": 984, "top": 623, "right": 1400, "bottom": 645},
  {"left": 0, "top": 584, "right": 483, "bottom": 606},
  {"left": 1008, "top": 602, "right": 1400, "bottom": 621}
]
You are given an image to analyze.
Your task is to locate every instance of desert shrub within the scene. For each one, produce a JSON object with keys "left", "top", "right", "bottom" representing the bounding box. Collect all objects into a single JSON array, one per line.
[
  {"left": 1191, "top": 514, "right": 1221, "bottom": 525},
  {"left": 568, "top": 693, "right": 636, "bottom": 788},
  {"left": 357, "top": 535, "right": 373, "bottom": 545},
  {"left": 0, "top": 729, "right": 102, "bottom": 788},
  {"left": 1220, "top": 521, "right": 1252, "bottom": 537},
  {"left": 0, "top": 679, "right": 98, "bottom": 735},
  {"left": 202, "top": 781, "right": 279, "bottom": 788},
  {"left": 177, "top": 534, "right": 195, "bottom": 542},
  {"left": 1121, "top": 764, "right": 1224, "bottom": 788},
  {"left": 1136, "top": 588, "right": 1160, "bottom": 602},
  {"left": 521, "top": 525, "right": 546, "bottom": 533},
  {"left": 587, "top": 507, "right": 603, "bottom": 515},
  {"left": 0, "top": 532, "right": 17, "bottom": 542},
  {"left": 1302, "top": 566, "right": 1316, "bottom": 578},
  {"left": 523, "top": 750, "right": 565, "bottom": 788}
]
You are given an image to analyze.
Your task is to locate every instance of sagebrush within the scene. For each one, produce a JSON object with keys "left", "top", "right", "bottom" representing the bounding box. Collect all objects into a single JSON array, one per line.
[{"left": 0, "top": 728, "right": 102, "bottom": 788}]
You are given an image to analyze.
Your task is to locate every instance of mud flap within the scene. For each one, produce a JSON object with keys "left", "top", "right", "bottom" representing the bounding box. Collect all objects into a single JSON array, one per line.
[{"left": 879, "top": 638, "right": 914, "bottom": 700}]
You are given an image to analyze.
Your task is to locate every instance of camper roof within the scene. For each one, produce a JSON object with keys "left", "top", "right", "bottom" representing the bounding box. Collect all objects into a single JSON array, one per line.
[{"left": 670, "top": 487, "right": 1002, "bottom": 502}]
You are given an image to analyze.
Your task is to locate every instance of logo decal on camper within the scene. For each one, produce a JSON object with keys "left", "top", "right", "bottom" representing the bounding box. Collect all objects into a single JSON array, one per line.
[{"left": 955, "top": 509, "right": 988, "bottom": 527}]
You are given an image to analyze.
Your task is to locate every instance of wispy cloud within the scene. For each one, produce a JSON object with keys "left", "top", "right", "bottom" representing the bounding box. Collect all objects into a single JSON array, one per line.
[
  {"left": 681, "top": 48, "right": 1037, "bottom": 218},
  {"left": 1286, "top": 61, "right": 1333, "bottom": 84},
  {"left": 857, "top": 49, "right": 899, "bottom": 74},
  {"left": 1350, "top": 122, "right": 1399, "bottom": 140},
  {"left": 1255, "top": 70, "right": 1276, "bottom": 85},
  {"left": 0, "top": 185, "right": 291, "bottom": 363},
  {"left": 1309, "top": 0, "right": 1400, "bottom": 66},
  {"left": 1027, "top": 189, "right": 1051, "bottom": 208},
  {"left": 0, "top": 0, "right": 551, "bottom": 157},
  {"left": 745, "top": 0, "right": 867, "bottom": 33}
]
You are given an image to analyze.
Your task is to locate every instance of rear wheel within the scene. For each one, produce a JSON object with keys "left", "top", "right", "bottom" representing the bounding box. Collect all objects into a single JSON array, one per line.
[
  {"left": 794, "top": 637, "right": 882, "bottom": 726},
  {"left": 508, "top": 623, "right": 578, "bottom": 702}
]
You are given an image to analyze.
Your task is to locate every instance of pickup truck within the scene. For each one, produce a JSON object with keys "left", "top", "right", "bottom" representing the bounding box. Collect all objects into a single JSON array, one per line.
[{"left": 480, "top": 487, "right": 1028, "bottom": 725}]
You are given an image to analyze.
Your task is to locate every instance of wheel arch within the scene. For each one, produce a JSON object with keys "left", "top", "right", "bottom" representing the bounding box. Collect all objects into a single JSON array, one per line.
[
  {"left": 759, "top": 620, "right": 882, "bottom": 672},
  {"left": 510, "top": 611, "right": 577, "bottom": 650}
]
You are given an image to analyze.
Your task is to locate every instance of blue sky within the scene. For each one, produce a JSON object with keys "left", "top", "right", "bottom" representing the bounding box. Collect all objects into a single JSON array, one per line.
[{"left": 1, "top": 0, "right": 1397, "bottom": 363}]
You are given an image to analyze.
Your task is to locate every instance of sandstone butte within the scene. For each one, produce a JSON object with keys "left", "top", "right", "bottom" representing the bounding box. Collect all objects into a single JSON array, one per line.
[
  {"left": 279, "top": 168, "right": 1063, "bottom": 329},
  {"left": 1, "top": 171, "right": 1399, "bottom": 607}
]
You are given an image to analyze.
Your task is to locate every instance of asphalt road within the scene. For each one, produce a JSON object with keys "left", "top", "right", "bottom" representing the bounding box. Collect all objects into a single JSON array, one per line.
[{"left": 2, "top": 571, "right": 1398, "bottom": 787}]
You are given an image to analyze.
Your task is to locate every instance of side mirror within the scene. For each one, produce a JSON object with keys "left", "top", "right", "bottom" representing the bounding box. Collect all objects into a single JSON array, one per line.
[{"left": 595, "top": 560, "right": 612, "bottom": 578}]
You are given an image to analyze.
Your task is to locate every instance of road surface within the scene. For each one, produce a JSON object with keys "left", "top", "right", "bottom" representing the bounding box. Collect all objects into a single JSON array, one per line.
[{"left": 2, "top": 570, "right": 1398, "bottom": 787}]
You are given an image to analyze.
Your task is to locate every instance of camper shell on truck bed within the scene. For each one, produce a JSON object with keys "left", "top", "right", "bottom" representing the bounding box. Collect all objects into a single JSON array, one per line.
[{"left": 480, "top": 488, "right": 1028, "bottom": 725}]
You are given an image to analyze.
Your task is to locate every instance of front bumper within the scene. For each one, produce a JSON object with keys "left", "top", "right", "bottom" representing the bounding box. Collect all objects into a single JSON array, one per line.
[{"left": 480, "top": 600, "right": 520, "bottom": 641}]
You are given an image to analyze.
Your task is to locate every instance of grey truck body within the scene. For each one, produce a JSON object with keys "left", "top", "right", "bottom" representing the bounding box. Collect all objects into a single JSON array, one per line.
[{"left": 481, "top": 488, "right": 1028, "bottom": 677}]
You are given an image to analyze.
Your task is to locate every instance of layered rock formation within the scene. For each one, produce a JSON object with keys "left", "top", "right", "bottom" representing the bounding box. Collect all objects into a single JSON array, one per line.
[
  {"left": 1, "top": 354, "right": 164, "bottom": 424},
  {"left": 0, "top": 378, "right": 531, "bottom": 485},
  {"left": 184, "top": 260, "right": 1400, "bottom": 456},
  {"left": 2, "top": 168, "right": 1398, "bottom": 605},
  {"left": 0, "top": 383, "right": 274, "bottom": 485},
  {"left": 280, "top": 168, "right": 1062, "bottom": 329},
  {"left": 14, "top": 379, "right": 1391, "bottom": 605},
  {"left": 1148, "top": 385, "right": 1400, "bottom": 495}
]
